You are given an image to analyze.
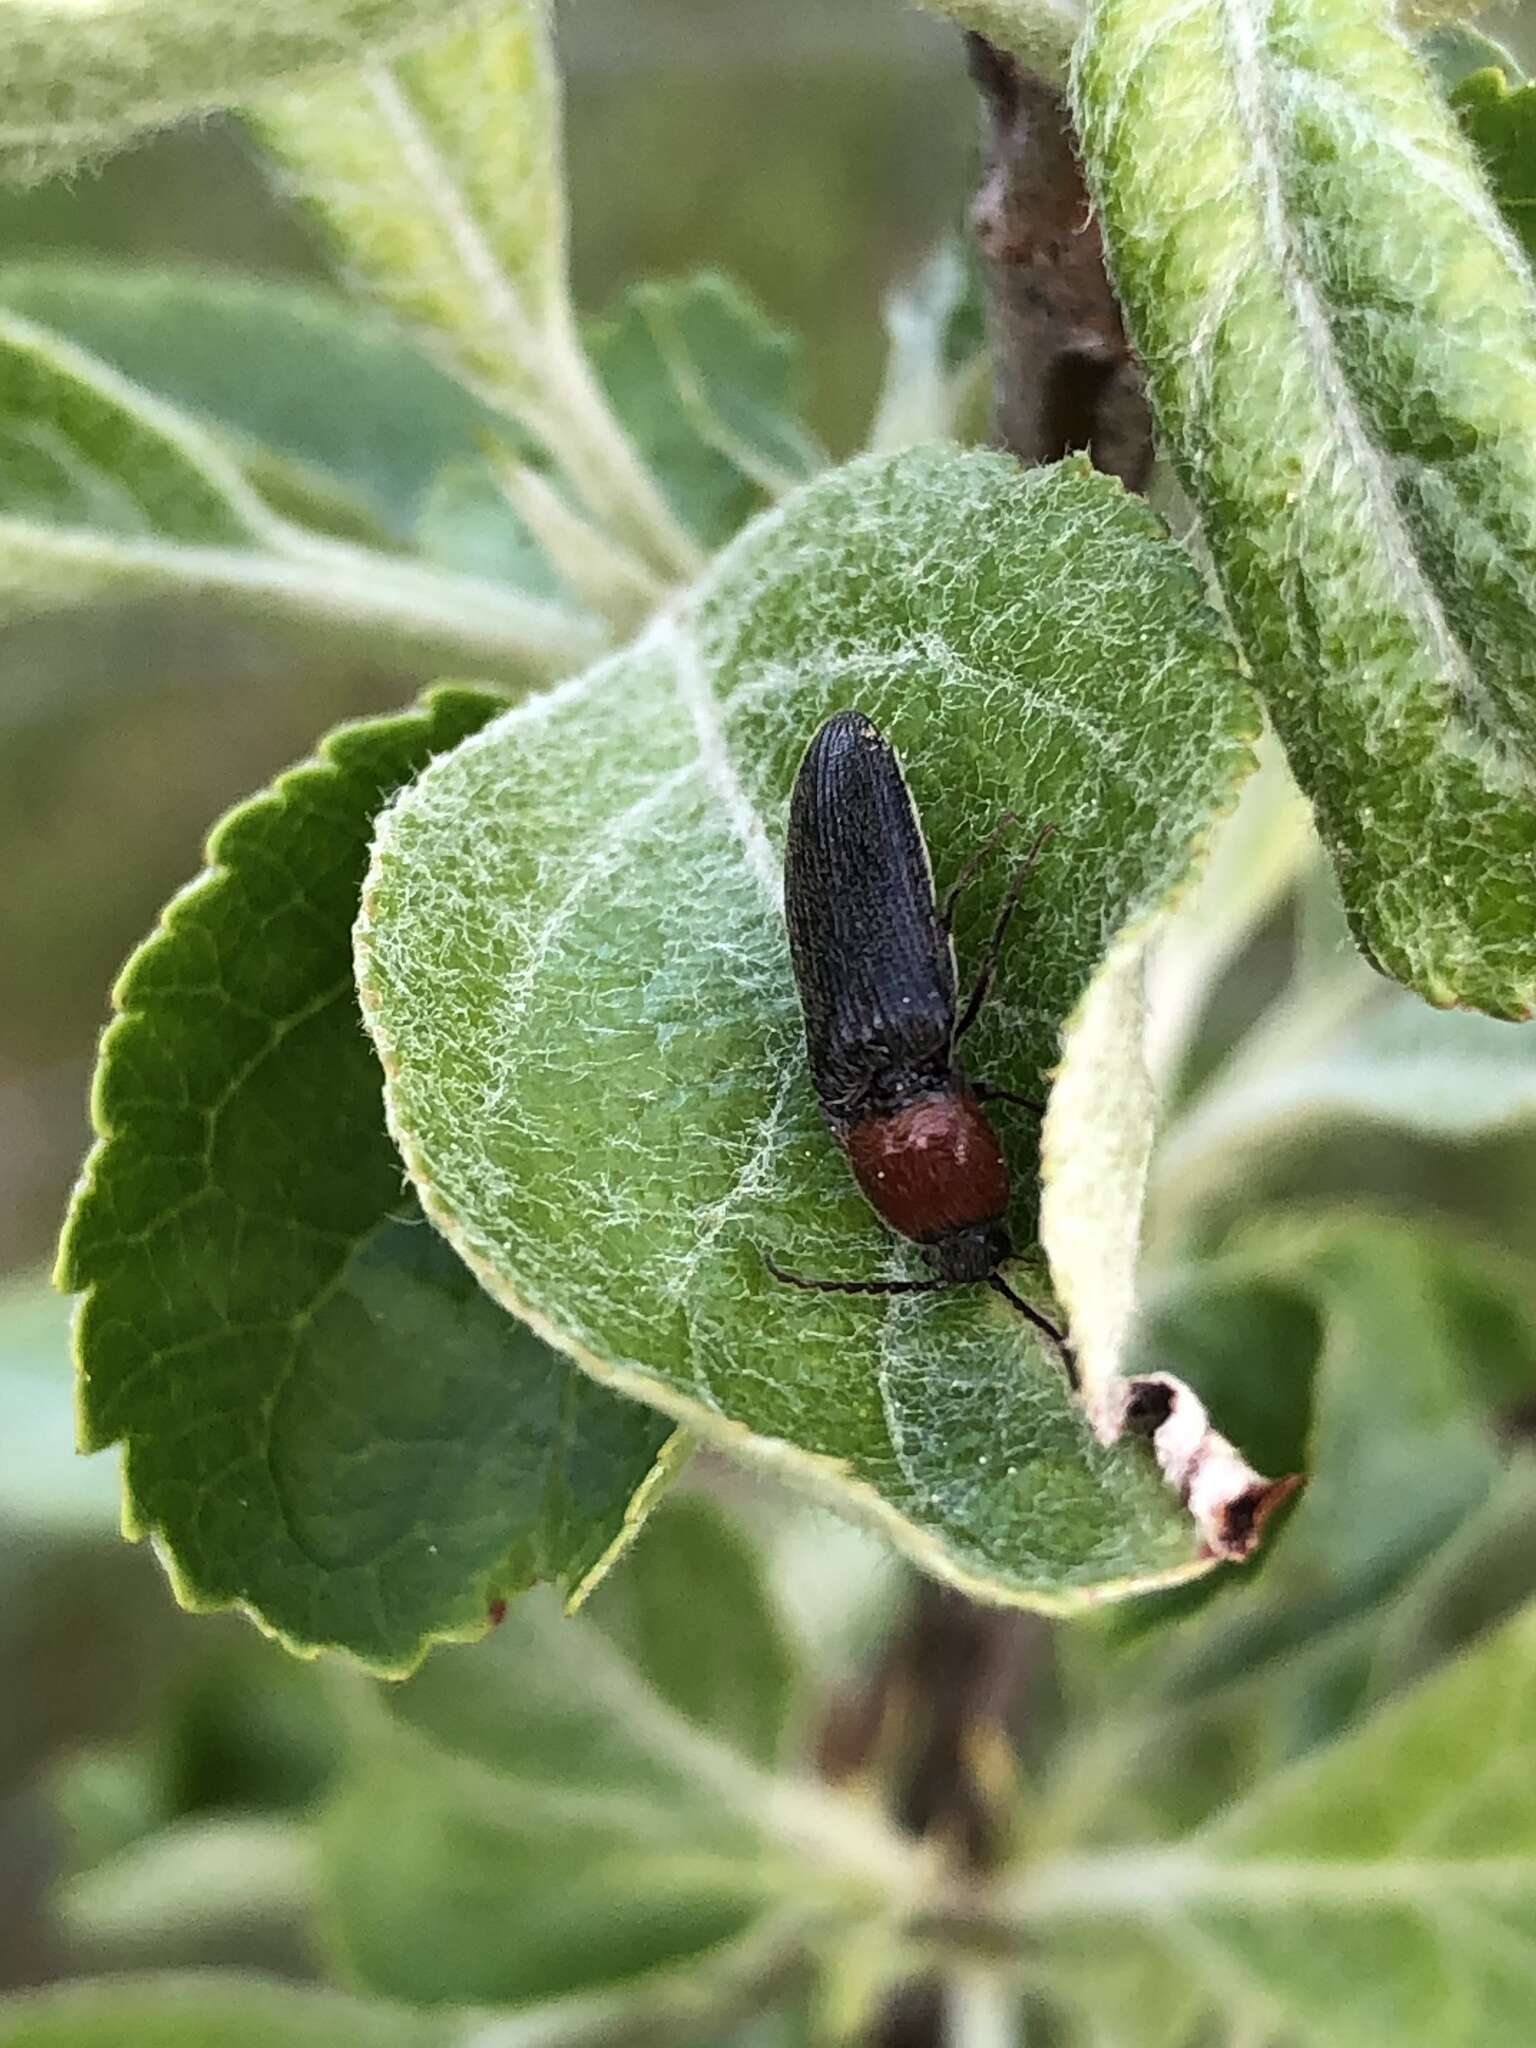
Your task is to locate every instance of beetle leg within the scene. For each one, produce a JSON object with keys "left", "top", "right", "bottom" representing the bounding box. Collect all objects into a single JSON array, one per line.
[
  {"left": 954, "top": 821, "right": 1057, "bottom": 1042},
  {"left": 939, "top": 807, "right": 1020, "bottom": 931},
  {"left": 761, "top": 1250, "right": 950, "bottom": 1296},
  {"left": 988, "top": 1273, "right": 1077, "bottom": 1386},
  {"left": 971, "top": 1081, "right": 1044, "bottom": 1114}
]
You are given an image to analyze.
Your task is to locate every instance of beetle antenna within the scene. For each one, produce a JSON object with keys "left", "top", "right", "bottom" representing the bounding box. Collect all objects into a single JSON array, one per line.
[
  {"left": 939, "top": 806, "right": 1021, "bottom": 930},
  {"left": 761, "top": 1250, "right": 950, "bottom": 1297},
  {"left": 988, "top": 1273, "right": 1078, "bottom": 1387}
]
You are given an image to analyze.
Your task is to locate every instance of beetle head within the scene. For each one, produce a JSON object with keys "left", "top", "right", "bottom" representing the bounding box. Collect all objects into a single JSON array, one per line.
[{"left": 923, "top": 1220, "right": 1012, "bottom": 1286}]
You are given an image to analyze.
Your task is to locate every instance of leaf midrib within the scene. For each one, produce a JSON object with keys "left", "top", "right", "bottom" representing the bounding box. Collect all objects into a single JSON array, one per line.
[
  {"left": 1212, "top": 0, "right": 1486, "bottom": 731},
  {"left": 1012, "top": 1843, "right": 1536, "bottom": 1918},
  {"left": 360, "top": 56, "right": 543, "bottom": 376}
]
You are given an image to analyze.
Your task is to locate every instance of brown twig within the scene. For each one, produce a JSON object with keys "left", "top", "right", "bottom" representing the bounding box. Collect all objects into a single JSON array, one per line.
[
  {"left": 819, "top": 51, "right": 1161, "bottom": 2048},
  {"left": 965, "top": 32, "right": 1154, "bottom": 494},
  {"left": 818, "top": 1580, "right": 1051, "bottom": 2045}
]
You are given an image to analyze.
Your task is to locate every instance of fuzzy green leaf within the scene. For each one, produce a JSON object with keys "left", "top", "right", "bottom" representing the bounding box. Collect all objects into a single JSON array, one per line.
[
  {"left": 250, "top": 4, "right": 703, "bottom": 582},
  {"left": 0, "top": 0, "right": 477, "bottom": 185},
  {"left": 0, "top": 1944, "right": 820, "bottom": 2048},
  {"left": 326, "top": 1735, "right": 774, "bottom": 2010},
  {"left": 0, "top": 308, "right": 600, "bottom": 679},
  {"left": 57, "top": 1816, "right": 315, "bottom": 1954},
  {"left": 252, "top": 5, "right": 565, "bottom": 404},
  {"left": 419, "top": 271, "right": 822, "bottom": 597},
  {"left": 1076, "top": 0, "right": 1536, "bottom": 1017},
  {"left": 358, "top": 446, "right": 1258, "bottom": 1610},
  {"left": 1267, "top": 1220, "right": 1531, "bottom": 1599},
  {"left": 982, "top": 1206, "right": 1536, "bottom": 2044},
  {"left": 412, "top": 455, "right": 563, "bottom": 593},
  {"left": 58, "top": 688, "right": 674, "bottom": 1672},
  {"left": 585, "top": 1493, "right": 801, "bottom": 1769},
  {"left": 0, "top": 261, "right": 814, "bottom": 582},
  {"left": 366, "top": 1492, "right": 800, "bottom": 1780},
  {"left": 1453, "top": 66, "right": 1536, "bottom": 266},
  {"left": 0, "top": 310, "right": 263, "bottom": 552}
]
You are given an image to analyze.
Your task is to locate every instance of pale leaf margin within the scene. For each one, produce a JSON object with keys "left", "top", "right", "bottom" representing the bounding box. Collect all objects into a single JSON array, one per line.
[{"left": 1042, "top": 812, "right": 1299, "bottom": 1559}]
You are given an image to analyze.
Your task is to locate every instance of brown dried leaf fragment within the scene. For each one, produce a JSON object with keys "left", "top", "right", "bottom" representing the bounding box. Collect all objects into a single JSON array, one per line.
[{"left": 1122, "top": 1373, "right": 1303, "bottom": 1561}]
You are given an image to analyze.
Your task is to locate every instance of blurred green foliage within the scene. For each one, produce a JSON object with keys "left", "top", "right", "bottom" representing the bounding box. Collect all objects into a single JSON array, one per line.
[{"left": 6, "top": 2, "right": 1536, "bottom": 2042}]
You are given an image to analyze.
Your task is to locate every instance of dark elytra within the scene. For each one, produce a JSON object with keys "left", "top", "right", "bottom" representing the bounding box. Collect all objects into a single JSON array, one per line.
[{"left": 766, "top": 710, "right": 1071, "bottom": 1373}]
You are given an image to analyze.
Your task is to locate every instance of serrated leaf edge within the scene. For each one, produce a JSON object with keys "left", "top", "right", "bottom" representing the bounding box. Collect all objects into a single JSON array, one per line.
[{"left": 56, "top": 687, "right": 679, "bottom": 1677}]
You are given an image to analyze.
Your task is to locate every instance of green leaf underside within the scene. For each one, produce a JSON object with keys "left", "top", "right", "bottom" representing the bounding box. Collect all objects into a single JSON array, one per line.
[
  {"left": 58, "top": 688, "right": 673, "bottom": 1672},
  {"left": 329, "top": 1720, "right": 797, "bottom": 2008},
  {"left": 359, "top": 447, "right": 1256, "bottom": 1610},
  {"left": 1156, "top": 977, "right": 1536, "bottom": 1216},
  {"left": 243, "top": 12, "right": 815, "bottom": 579},
  {"left": 1024, "top": 1601, "right": 1536, "bottom": 2047},
  {"left": 325, "top": 1495, "right": 807, "bottom": 2006},
  {"left": 1035, "top": 1209, "right": 1536, "bottom": 2043},
  {"left": 0, "top": 261, "right": 812, "bottom": 600},
  {"left": 0, "top": 0, "right": 486, "bottom": 184},
  {"left": 412, "top": 457, "right": 562, "bottom": 592},
  {"left": 584, "top": 1492, "right": 800, "bottom": 1770},
  {"left": 58, "top": 1814, "right": 315, "bottom": 1949},
  {"left": 1076, "top": 0, "right": 1536, "bottom": 1017},
  {"left": 0, "top": 309, "right": 266, "bottom": 550},
  {"left": 0, "top": 1975, "right": 444, "bottom": 2048},
  {"left": 253, "top": 4, "right": 565, "bottom": 410},
  {"left": 1453, "top": 67, "right": 1536, "bottom": 266}
]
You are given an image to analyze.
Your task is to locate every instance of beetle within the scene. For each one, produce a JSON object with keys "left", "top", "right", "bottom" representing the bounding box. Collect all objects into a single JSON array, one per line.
[{"left": 764, "top": 709, "right": 1071, "bottom": 1373}]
